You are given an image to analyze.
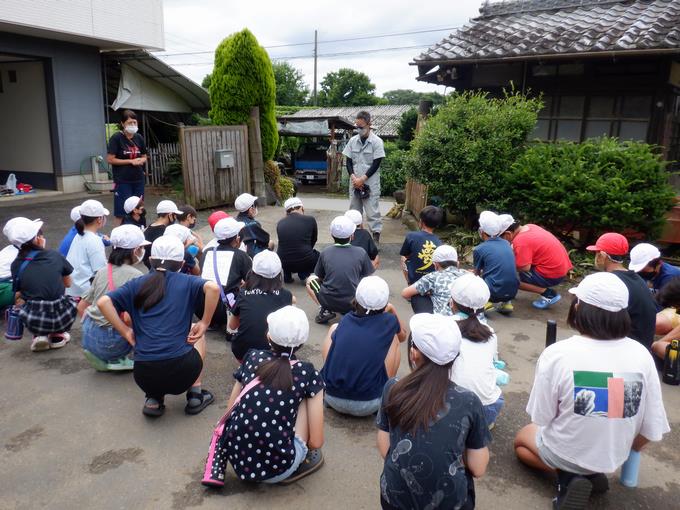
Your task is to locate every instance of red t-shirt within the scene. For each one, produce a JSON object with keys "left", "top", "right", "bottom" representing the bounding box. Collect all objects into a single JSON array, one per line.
[{"left": 512, "top": 224, "right": 573, "bottom": 279}]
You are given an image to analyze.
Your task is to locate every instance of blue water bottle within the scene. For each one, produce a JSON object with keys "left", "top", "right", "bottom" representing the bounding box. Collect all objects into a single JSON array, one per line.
[{"left": 620, "top": 450, "right": 641, "bottom": 488}]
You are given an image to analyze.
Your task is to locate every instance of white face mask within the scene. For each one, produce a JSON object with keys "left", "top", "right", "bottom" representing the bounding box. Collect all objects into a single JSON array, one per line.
[
  {"left": 124, "top": 125, "right": 138, "bottom": 135},
  {"left": 133, "top": 247, "right": 145, "bottom": 264}
]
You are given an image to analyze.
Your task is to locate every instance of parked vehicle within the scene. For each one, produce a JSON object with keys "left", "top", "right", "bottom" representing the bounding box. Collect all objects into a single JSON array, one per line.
[{"left": 294, "top": 141, "right": 328, "bottom": 184}]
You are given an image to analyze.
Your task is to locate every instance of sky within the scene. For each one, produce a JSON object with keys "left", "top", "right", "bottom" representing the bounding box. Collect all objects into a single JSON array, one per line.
[{"left": 158, "top": 0, "right": 483, "bottom": 96}]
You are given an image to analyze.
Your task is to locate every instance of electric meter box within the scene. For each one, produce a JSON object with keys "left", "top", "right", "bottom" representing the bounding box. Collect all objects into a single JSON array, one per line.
[{"left": 214, "top": 149, "right": 234, "bottom": 169}]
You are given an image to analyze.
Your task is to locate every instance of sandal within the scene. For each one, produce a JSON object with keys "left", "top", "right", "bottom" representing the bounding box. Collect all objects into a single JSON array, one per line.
[
  {"left": 185, "top": 389, "right": 214, "bottom": 415},
  {"left": 278, "top": 448, "right": 324, "bottom": 485},
  {"left": 142, "top": 397, "right": 165, "bottom": 417}
]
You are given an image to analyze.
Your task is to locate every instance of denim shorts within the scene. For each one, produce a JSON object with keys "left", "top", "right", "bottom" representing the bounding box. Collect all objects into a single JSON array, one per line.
[
  {"left": 324, "top": 393, "right": 382, "bottom": 417},
  {"left": 81, "top": 316, "right": 132, "bottom": 362},
  {"left": 262, "top": 436, "right": 308, "bottom": 484},
  {"left": 536, "top": 427, "right": 595, "bottom": 475},
  {"left": 483, "top": 395, "right": 504, "bottom": 426},
  {"left": 519, "top": 268, "right": 565, "bottom": 289}
]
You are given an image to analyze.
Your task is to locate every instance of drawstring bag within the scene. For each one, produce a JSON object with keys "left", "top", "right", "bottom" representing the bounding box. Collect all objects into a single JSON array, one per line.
[{"left": 5, "top": 306, "right": 24, "bottom": 340}]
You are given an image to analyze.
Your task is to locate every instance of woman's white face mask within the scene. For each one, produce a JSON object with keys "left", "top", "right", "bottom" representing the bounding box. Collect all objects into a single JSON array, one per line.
[{"left": 124, "top": 124, "right": 138, "bottom": 135}]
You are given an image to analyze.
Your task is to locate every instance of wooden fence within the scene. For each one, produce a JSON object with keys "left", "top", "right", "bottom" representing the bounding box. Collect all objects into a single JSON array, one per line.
[
  {"left": 405, "top": 179, "right": 428, "bottom": 216},
  {"left": 146, "top": 143, "right": 180, "bottom": 186},
  {"left": 179, "top": 125, "right": 250, "bottom": 209}
]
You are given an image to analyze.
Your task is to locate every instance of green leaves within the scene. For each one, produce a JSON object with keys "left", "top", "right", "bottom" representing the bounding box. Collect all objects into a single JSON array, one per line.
[{"left": 317, "top": 68, "right": 379, "bottom": 107}]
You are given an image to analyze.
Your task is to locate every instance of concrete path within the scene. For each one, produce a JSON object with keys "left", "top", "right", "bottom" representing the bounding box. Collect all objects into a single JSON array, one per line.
[{"left": 0, "top": 192, "right": 678, "bottom": 509}]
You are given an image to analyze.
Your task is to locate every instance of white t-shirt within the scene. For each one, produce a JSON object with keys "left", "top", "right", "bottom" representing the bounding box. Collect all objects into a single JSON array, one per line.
[
  {"left": 65, "top": 231, "right": 107, "bottom": 297},
  {"left": 0, "top": 245, "right": 18, "bottom": 279},
  {"left": 527, "top": 335, "right": 670, "bottom": 473},
  {"left": 451, "top": 333, "right": 501, "bottom": 406}
]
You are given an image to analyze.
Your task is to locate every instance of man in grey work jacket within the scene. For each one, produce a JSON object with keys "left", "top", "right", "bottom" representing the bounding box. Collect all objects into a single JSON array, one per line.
[{"left": 342, "top": 111, "right": 385, "bottom": 244}]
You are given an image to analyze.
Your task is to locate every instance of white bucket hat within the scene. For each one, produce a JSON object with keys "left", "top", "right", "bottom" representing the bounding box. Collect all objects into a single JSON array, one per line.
[
  {"left": 267, "top": 306, "right": 309, "bottom": 348},
  {"left": 252, "top": 250, "right": 283, "bottom": 279},
  {"left": 410, "top": 313, "right": 462, "bottom": 365},
  {"left": 569, "top": 272, "right": 629, "bottom": 312},
  {"left": 450, "top": 273, "right": 491, "bottom": 310},
  {"left": 628, "top": 243, "right": 661, "bottom": 272},
  {"left": 110, "top": 225, "right": 150, "bottom": 250},
  {"left": 355, "top": 275, "right": 390, "bottom": 312},
  {"left": 150, "top": 235, "right": 185, "bottom": 263}
]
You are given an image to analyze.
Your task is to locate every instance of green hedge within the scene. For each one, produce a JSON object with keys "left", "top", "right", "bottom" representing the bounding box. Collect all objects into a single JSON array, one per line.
[{"left": 381, "top": 142, "right": 409, "bottom": 197}]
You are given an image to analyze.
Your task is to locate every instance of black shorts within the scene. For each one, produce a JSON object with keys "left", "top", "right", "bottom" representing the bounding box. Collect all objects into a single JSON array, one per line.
[{"left": 133, "top": 348, "right": 202, "bottom": 400}]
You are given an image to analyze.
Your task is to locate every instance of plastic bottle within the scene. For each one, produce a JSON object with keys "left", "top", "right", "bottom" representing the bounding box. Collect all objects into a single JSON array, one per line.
[
  {"left": 662, "top": 339, "right": 680, "bottom": 385},
  {"left": 620, "top": 450, "right": 641, "bottom": 488},
  {"left": 495, "top": 368, "right": 510, "bottom": 386}
]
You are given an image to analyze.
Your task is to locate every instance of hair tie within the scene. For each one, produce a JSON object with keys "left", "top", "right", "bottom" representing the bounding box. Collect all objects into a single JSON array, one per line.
[{"left": 280, "top": 351, "right": 290, "bottom": 358}]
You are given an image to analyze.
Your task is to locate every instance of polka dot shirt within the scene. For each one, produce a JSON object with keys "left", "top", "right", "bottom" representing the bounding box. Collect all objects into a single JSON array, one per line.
[{"left": 226, "top": 349, "right": 325, "bottom": 482}]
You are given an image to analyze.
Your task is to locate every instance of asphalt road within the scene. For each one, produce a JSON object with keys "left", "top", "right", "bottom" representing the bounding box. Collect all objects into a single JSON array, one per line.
[{"left": 0, "top": 191, "right": 678, "bottom": 509}]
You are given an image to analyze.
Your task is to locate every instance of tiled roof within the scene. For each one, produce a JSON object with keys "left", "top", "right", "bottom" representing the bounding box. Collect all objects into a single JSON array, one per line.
[
  {"left": 414, "top": 0, "right": 680, "bottom": 64},
  {"left": 288, "top": 105, "right": 415, "bottom": 138}
]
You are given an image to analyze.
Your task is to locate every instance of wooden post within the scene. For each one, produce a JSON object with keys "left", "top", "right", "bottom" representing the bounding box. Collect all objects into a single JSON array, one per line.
[
  {"left": 405, "top": 100, "right": 433, "bottom": 215},
  {"left": 247, "top": 106, "right": 266, "bottom": 205},
  {"left": 327, "top": 121, "right": 339, "bottom": 192}
]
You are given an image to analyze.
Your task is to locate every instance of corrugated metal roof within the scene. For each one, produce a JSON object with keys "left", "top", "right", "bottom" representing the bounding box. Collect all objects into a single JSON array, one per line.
[
  {"left": 414, "top": 0, "right": 680, "bottom": 65},
  {"left": 288, "top": 105, "right": 414, "bottom": 138}
]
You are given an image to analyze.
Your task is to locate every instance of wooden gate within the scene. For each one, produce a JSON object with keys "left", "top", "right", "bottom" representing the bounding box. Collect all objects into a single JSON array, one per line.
[
  {"left": 146, "top": 142, "right": 180, "bottom": 186},
  {"left": 180, "top": 125, "right": 250, "bottom": 209},
  {"left": 405, "top": 179, "right": 428, "bottom": 216}
]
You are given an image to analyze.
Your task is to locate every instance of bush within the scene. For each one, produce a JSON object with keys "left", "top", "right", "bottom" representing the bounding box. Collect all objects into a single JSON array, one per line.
[
  {"left": 501, "top": 137, "right": 676, "bottom": 244},
  {"left": 278, "top": 177, "right": 295, "bottom": 201},
  {"left": 381, "top": 142, "right": 409, "bottom": 197},
  {"left": 209, "top": 29, "right": 278, "bottom": 161},
  {"left": 409, "top": 91, "right": 542, "bottom": 227}
]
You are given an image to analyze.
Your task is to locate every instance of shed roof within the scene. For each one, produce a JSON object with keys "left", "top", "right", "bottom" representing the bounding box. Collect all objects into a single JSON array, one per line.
[
  {"left": 414, "top": 0, "right": 680, "bottom": 68},
  {"left": 288, "top": 105, "right": 415, "bottom": 138}
]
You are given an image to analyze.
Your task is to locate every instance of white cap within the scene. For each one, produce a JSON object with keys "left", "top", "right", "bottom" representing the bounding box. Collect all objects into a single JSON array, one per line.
[
  {"left": 569, "top": 272, "right": 629, "bottom": 312},
  {"left": 410, "top": 313, "right": 462, "bottom": 365},
  {"left": 628, "top": 243, "right": 661, "bottom": 272},
  {"left": 150, "top": 235, "right": 185, "bottom": 263},
  {"left": 252, "top": 250, "right": 282, "bottom": 279},
  {"left": 214, "top": 217, "right": 245, "bottom": 240},
  {"left": 284, "top": 197, "right": 303, "bottom": 211},
  {"left": 70, "top": 206, "right": 81, "bottom": 223},
  {"left": 432, "top": 245, "right": 458, "bottom": 263},
  {"left": 267, "top": 305, "right": 309, "bottom": 348},
  {"left": 3, "top": 217, "right": 43, "bottom": 247},
  {"left": 235, "top": 193, "right": 258, "bottom": 212},
  {"left": 156, "top": 200, "right": 183, "bottom": 215},
  {"left": 355, "top": 275, "right": 390, "bottom": 312},
  {"left": 344, "top": 209, "right": 363, "bottom": 226},
  {"left": 79, "top": 199, "right": 109, "bottom": 217},
  {"left": 123, "top": 196, "right": 142, "bottom": 214},
  {"left": 450, "top": 273, "right": 490, "bottom": 310},
  {"left": 498, "top": 214, "right": 515, "bottom": 233},
  {"left": 330, "top": 215, "right": 356, "bottom": 239},
  {"left": 163, "top": 224, "right": 192, "bottom": 243},
  {"left": 479, "top": 211, "right": 502, "bottom": 237},
  {"left": 110, "top": 225, "right": 150, "bottom": 249}
]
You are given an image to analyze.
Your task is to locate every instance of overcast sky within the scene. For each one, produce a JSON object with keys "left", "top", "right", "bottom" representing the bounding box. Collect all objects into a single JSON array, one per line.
[{"left": 158, "top": 0, "right": 483, "bottom": 96}]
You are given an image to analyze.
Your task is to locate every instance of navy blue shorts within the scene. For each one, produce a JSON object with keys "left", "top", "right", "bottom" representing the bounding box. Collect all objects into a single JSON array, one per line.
[
  {"left": 519, "top": 268, "right": 565, "bottom": 289},
  {"left": 113, "top": 181, "right": 145, "bottom": 217}
]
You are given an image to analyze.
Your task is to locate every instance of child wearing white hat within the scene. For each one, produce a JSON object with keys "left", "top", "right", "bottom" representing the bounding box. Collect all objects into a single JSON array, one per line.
[
  {"left": 121, "top": 195, "right": 146, "bottom": 229},
  {"left": 58, "top": 204, "right": 111, "bottom": 259},
  {"left": 449, "top": 273, "right": 505, "bottom": 428},
  {"left": 321, "top": 276, "right": 406, "bottom": 416},
  {"left": 515, "top": 272, "right": 670, "bottom": 509},
  {"left": 142, "top": 199, "right": 184, "bottom": 268},
  {"left": 305, "top": 215, "right": 374, "bottom": 324},
  {"left": 65, "top": 199, "right": 110, "bottom": 298},
  {"left": 97, "top": 236, "right": 220, "bottom": 417},
  {"left": 77, "top": 225, "right": 150, "bottom": 371},
  {"left": 228, "top": 250, "right": 294, "bottom": 361},
  {"left": 276, "top": 196, "right": 319, "bottom": 283},
  {"left": 401, "top": 244, "right": 466, "bottom": 316},
  {"left": 376, "top": 313, "right": 491, "bottom": 510},
  {"left": 219, "top": 306, "right": 325, "bottom": 484},
  {"left": 234, "top": 192, "right": 273, "bottom": 257},
  {"left": 4, "top": 217, "right": 77, "bottom": 352},
  {"left": 164, "top": 224, "right": 201, "bottom": 276},
  {"left": 345, "top": 209, "right": 380, "bottom": 269}
]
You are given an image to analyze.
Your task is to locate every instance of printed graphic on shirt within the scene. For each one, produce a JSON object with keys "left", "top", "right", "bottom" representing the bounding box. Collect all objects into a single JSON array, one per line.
[
  {"left": 123, "top": 144, "right": 140, "bottom": 160},
  {"left": 573, "top": 371, "right": 642, "bottom": 419},
  {"left": 416, "top": 240, "right": 437, "bottom": 272}
]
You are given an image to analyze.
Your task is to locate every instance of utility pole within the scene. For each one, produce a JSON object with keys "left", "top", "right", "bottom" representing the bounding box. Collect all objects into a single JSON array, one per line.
[{"left": 313, "top": 29, "right": 318, "bottom": 105}]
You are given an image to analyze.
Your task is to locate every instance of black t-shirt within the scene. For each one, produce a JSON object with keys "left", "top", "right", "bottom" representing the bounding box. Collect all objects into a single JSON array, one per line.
[
  {"left": 121, "top": 214, "right": 147, "bottom": 229},
  {"left": 231, "top": 288, "right": 293, "bottom": 360},
  {"left": 143, "top": 224, "right": 167, "bottom": 267},
  {"left": 107, "top": 131, "right": 148, "bottom": 183},
  {"left": 377, "top": 379, "right": 491, "bottom": 510},
  {"left": 11, "top": 249, "right": 73, "bottom": 301},
  {"left": 276, "top": 213, "right": 318, "bottom": 266},
  {"left": 613, "top": 270, "right": 657, "bottom": 349},
  {"left": 351, "top": 228, "right": 379, "bottom": 261},
  {"left": 202, "top": 244, "right": 253, "bottom": 292}
]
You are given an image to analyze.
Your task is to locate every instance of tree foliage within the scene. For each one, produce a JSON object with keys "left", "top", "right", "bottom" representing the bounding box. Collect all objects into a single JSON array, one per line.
[
  {"left": 272, "top": 61, "right": 309, "bottom": 106},
  {"left": 318, "top": 68, "right": 379, "bottom": 106},
  {"left": 381, "top": 141, "right": 409, "bottom": 196},
  {"left": 409, "top": 91, "right": 542, "bottom": 226},
  {"left": 201, "top": 73, "right": 212, "bottom": 89},
  {"left": 382, "top": 89, "right": 446, "bottom": 105},
  {"left": 209, "top": 29, "right": 278, "bottom": 160}
]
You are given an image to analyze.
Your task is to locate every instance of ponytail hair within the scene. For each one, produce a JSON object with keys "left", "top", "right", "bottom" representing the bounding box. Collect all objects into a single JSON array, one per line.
[
  {"left": 133, "top": 259, "right": 182, "bottom": 311},
  {"left": 256, "top": 341, "right": 300, "bottom": 391},
  {"left": 76, "top": 215, "right": 98, "bottom": 235},
  {"left": 454, "top": 301, "right": 493, "bottom": 342}
]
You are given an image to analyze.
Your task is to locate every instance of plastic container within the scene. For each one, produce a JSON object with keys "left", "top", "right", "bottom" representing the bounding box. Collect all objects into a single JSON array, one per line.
[{"left": 620, "top": 450, "right": 641, "bottom": 488}]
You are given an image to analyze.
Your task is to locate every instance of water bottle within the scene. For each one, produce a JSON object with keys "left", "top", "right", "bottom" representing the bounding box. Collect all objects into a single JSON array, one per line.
[
  {"left": 187, "top": 245, "right": 200, "bottom": 258},
  {"left": 662, "top": 340, "right": 680, "bottom": 385},
  {"left": 495, "top": 368, "right": 510, "bottom": 386},
  {"left": 493, "top": 359, "right": 506, "bottom": 370},
  {"left": 545, "top": 320, "right": 557, "bottom": 348},
  {"left": 5, "top": 306, "right": 24, "bottom": 340},
  {"left": 620, "top": 450, "right": 641, "bottom": 488}
]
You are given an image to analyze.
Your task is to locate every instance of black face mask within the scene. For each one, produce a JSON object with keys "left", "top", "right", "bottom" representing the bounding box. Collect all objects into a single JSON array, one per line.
[
  {"left": 188, "top": 221, "right": 197, "bottom": 229},
  {"left": 138, "top": 209, "right": 147, "bottom": 218},
  {"left": 638, "top": 271, "right": 655, "bottom": 281}
]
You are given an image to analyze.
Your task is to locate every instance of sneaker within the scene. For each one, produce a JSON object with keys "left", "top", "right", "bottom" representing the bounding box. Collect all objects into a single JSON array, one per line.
[
  {"left": 107, "top": 357, "right": 134, "bottom": 371},
  {"left": 586, "top": 473, "right": 609, "bottom": 494},
  {"left": 83, "top": 350, "right": 109, "bottom": 371},
  {"left": 484, "top": 302, "right": 496, "bottom": 312},
  {"left": 532, "top": 294, "right": 562, "bottom": 309},
  {"left": 496, "top": 301, "right": 514, "bottom": 314},
  {"left": 48, "top": 332, "right": 70, "bottom": 349},
  {"left": 30, "top": 336, "right": 50, "bottom": 352},
  {"left": 372, "top": 232, "right": 380, "bottom": 245},
  {"left": 315, "top": 308, "right": 336, "bottom": 324},
  {"left": 553, "top": 474, "right": 592, "bottom": 510}
]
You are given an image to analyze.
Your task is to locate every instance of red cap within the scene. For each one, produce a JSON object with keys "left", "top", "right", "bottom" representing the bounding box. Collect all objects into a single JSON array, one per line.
[
  {"left": 208, "top": 210, "right": 230, "bottom": 231},
  {"left": 586, "top": 233, "right": 629, "bottom": 256}
]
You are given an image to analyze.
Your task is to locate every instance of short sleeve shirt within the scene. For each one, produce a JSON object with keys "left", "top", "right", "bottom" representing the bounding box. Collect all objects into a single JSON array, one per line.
[
  {"left": 11, "top": 249, "right": 73, "bottom": 301},
  {"left": 415, "top": 266, "right": 467, "bottom": 315},
  {"left": 342, "top": 132, "right": 386, "bottom": 183},
  {"left": 83, "top": 264, "right": 143, "bottom": 326},
  {"left": 0, "top": 245, "right": 18, "bottom": 279},
  {"left": 107, "top": 131, "right": 147, "bottom": 183},
  {"left": 512, "top": 224, "right": 573, "bottom": 279},
  {"left": 201, "top": 244, "right": 253, "bottom": 292},
  {"left": 399, "top": 231, "right": 442, "bottom": 284},
  {"left": 226, "top": 349, "right": 325, "bottom": 482},
  {"left": 350, "top": 228, "right": 379, "bottom": 260},
  {"left": 376, "top": 379, "right": 491, "bottom": 510},
  {"left": 314, "top": 244, "right": 374, "bottom": 313},
  {"left": 473, "top": 237, "right": 519, "bottom": 300},
  {"left": 652, "top": 262, "right": 680, "bottom": 293},
  {"left": 65, "top": 231, "right": 108, "bottom": 297}
]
